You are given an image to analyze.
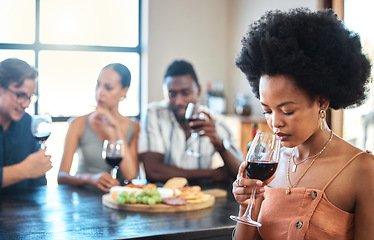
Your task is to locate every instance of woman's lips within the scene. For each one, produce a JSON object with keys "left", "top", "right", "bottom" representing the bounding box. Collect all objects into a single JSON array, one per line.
[{"left": 276, "top": 133, "right": 290, "bottom": 141}]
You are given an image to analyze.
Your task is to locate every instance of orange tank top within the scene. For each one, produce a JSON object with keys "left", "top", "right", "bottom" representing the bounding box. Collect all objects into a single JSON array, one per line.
[{"left": 258, "top": 152, "right": 365, "bottom": 240}]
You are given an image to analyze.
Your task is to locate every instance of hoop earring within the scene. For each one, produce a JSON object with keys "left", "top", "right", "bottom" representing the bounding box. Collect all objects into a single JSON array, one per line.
[{"left": 319, "top": 109, "right": 327, "bottom": 131}]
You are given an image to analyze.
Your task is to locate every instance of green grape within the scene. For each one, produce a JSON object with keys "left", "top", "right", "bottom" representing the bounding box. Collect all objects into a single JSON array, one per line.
[
  {"left": 154, "top": 195, "right": 162, "bottom": 203},
  {"left": 119, "top": 191, "right": 128, "bottom": 198},
  {"left": 144, "top": 189, "right": 151, "bottom": 196},
  {"left": 137, "top": 191, "right": 145, "bottom": 197},
  {"left": 142, "top": 196, "right": 149, "bottom": 204},
  {"left": 117, "top": 197, "right": 126, "bottom": 205},
  {"left": 153, "top": 192, "right": 161, "bottom": 198},
  {"left": 136, "top": 195, "right": 142, "bottom": 203},
  {"left": 147, "top": 197, "right": 156, "bottom": 205},
  {"left": 129, "top": 197, "right": 137, "bottom": 204}
]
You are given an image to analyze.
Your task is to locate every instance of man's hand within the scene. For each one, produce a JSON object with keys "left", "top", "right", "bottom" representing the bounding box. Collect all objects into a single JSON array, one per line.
[
  {"left": 188, "top": 109, "right": 221, "bottom": 146},
  {"left": 21, "top": 148, "right": 52, "bottom": 179}
]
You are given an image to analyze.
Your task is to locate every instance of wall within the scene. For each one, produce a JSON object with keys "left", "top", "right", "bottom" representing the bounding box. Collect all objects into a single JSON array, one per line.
[{"left": 142, "top": 0, "right": 319, "bottom": 117}]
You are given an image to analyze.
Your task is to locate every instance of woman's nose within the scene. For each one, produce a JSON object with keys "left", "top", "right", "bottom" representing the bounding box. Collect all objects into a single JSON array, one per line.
[{"left": 272, "top": 115, "right": 284, "bottom": 130}]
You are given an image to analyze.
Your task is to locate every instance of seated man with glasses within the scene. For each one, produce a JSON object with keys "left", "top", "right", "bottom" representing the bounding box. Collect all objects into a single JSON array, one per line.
[{"left": 0, "top": 58, "right": 52, "bottom": 193}]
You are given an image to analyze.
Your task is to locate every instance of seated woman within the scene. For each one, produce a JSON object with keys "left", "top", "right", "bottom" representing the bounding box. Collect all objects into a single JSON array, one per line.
[{"left": 58, "top": 63, "right": 139, "bottom": 192}]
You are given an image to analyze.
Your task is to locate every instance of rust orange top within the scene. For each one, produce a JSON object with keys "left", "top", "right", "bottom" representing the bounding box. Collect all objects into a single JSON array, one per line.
[{"left": 258, "top": 152, "right": 365, "bottom": 240}]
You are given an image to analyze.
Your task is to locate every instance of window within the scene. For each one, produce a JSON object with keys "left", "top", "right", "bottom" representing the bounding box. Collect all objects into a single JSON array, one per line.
[
  {"left": 343, "top": 0, "right": 374, "bottom": 151},
  {"left": 0, "top": 0, "right": 141, "bottom": 119},
  {"left": 0, "top": 0, "right": 141, "bottom": 187}
]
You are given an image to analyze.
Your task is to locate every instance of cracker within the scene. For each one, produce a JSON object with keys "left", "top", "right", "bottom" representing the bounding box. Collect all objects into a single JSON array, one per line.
[{"left": 163, "top": 177, "right": 188, "bottom": 189}]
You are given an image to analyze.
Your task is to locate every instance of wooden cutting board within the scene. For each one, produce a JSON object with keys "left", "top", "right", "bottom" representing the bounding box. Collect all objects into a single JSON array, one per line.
[
  {"left": 102, "top": 193, "right": 215, "bottom": 213},
  {"left": 202, "top": 188, "right": 227, "bottom": 198}
]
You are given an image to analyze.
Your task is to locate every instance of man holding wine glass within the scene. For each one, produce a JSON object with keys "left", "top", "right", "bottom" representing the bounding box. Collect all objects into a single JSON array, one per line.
[
  {"left": 138, "top": 60, "right": 243, "bottom": 184},
  {"left": 0, "top": 58, "right": 52, "bottom": 192},
  {"left": 231, "top": 8, "right": 374, "bottom": 239}
]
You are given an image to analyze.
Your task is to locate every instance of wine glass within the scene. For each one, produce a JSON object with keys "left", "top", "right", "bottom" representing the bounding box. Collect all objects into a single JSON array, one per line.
[
  {"left": 102, "top": 140, "right": 125, "bottom": 179},
  {"left": 184, "top": 102, "right": 206, "bottom": 157},
  {"left": 31, "top": 114, "right": 52, "bottom": 149},
  {"left": 230, "top": 132, "right": 281, "bottom": 227}
]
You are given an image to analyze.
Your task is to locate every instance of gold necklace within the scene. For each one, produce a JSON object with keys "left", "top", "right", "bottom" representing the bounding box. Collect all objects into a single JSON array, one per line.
[
  {"left": 291, "top": 131, "right": 334, "bottom": 172},
  {"left": 286, "top": 131, "right": 333, "bottom": 195}
]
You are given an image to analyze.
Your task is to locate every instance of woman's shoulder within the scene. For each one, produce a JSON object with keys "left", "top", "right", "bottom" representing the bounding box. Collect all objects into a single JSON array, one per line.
[{"left": 70, "top": 115, "right": 87, "bottom": 126}]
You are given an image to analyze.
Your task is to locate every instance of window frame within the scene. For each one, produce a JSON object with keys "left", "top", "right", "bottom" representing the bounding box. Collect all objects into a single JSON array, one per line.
[{"left": 0, "top": 0, "right": 142, "bottom": 121}]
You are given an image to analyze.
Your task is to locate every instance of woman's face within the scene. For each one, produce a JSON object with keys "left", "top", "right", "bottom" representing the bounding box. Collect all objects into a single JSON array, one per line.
[
  {"left": 259, "top": 74, "right": 322, "bottom": 148},
  {"left": 96, "top": 68, "right": 127, "bottom": 109}
]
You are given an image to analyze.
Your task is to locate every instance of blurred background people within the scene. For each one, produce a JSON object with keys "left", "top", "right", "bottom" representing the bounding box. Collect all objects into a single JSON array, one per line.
[
  {"left": 0, "top": 58, "right": 52, "bottom": 192},
  {"left": 138, "top": 59, "right": 242, "bottom": 185},
  {"left": 58, "top": 63, "right": 139, "bottom": 192}
]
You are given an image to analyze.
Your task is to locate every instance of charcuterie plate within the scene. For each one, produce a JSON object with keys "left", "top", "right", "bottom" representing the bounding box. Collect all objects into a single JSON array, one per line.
[{"left": 102, "top": 193, "right": 215, "bottom": 213}]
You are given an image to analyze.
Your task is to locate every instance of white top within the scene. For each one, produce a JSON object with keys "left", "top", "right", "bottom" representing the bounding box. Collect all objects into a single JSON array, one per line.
[{"left": 138, "top": 100, "right": 239, "bottom": 169}]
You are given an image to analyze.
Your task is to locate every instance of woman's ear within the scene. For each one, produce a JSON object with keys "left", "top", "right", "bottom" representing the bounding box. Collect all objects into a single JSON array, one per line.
[
  {"left": 121, "top": 87, "right": 129, "bottom": 100},
  {"left": 317, "top": 96, "right": 330, "bottom": 110}
]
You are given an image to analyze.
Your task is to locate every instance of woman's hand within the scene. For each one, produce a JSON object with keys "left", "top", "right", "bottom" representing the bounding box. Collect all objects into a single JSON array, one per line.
[
  {"left": 88, "top": 172, "right": 120, "bottom": 192},
  {"left": 89, "top": 106, "right": 117, "bottom": 127},
  {"left": 88, "top": 106, "right": 120, "bottom": 140},
  {"left": 232, "top": 161, "right": 266, "bottom": 206}
]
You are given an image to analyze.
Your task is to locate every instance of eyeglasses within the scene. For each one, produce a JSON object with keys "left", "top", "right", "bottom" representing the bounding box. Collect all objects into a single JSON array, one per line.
[{"left": 6, "top": 88, "right": 38, "bottom": 104}]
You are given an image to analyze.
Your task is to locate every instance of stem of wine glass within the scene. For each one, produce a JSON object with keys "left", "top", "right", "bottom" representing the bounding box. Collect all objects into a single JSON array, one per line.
[
  {"left": 186, "top": 132, "right": 198, "bottom": 147},
  {"left": 111, "top": 166, "right": 119, "bottom": 179},
  {"left": 242, "top": 186, "right": 257, "bottom": 221},
  {"left": 40, "top": 141, "right": 45, "bottom": 150},
  {"left": 185, "top": 132, "right": 200, "bottom": 157}
]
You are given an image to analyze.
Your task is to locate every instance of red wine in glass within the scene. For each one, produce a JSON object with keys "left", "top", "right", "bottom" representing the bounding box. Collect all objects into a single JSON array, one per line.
[
  {"left": 246, "top": 161, "right": 278, "bottom": 181},
  {"left": 186, "top": 118, "right": 201, "bottom": 131},
  {"left": 105, "top": 156, "right": 123, "bottom": 168},
  {"left": 184, "top": 103, "right": 206, "bottom": 157},
  {"left": 102, "top": 140, "right": 125, "bottom": 179},
  {"left": 230, "top": 132, "right": 280, "bottom": 227},
  {"left": 31, "top": 115, "right": 52, "bottom": 149},
  {"left": 34, "top": 132, "right": 51, "bottom": 143}
]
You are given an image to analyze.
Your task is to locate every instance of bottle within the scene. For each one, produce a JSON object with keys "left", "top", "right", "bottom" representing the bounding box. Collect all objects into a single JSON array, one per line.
[
  {"left": 252, "top": 123, "right": 259, "bottom": 139},
  {"left": 206, "top": 81, "right": 226, "bottom": 114}
]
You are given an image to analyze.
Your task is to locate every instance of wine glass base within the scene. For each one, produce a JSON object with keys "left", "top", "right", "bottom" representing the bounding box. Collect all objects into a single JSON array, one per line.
[{"left": 230, "top": 215, "right": 262, "bottom": 227}]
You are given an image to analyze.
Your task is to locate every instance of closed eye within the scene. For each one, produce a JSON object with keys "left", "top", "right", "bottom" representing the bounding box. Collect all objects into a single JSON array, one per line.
[{"left": 284, "top": 111, "right": 294, "bottom": 116}]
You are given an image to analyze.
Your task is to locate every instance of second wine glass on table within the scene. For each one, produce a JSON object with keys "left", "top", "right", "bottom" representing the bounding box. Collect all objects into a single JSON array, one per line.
[
  {"left": 230, "top": 132, "right": 281, "bottom": 227},
  {"left": 184, "top": 102, "right": 206, "bottom": 157},
  {"left": 31, "top": 114, "right": 52, "bottom": 149},
  {"left": 102, "top": 140, "right": 125, "bottom": 179}
]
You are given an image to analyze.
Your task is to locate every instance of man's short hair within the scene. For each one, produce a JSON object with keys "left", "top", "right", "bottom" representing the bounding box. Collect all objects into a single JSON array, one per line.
[{"left": 163, "top": 59, "right": 199, "bottom": 86}]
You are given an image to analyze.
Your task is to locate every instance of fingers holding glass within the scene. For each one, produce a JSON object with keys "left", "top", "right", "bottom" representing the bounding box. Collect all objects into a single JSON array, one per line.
[{"left": 230, "top": 132, "right": 280, "bottom": 227}]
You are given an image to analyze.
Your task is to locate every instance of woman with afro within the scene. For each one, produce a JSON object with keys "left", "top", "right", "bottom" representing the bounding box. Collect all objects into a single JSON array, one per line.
[{"left": 232, "top": 8, "right": 373, "bottom": 239}]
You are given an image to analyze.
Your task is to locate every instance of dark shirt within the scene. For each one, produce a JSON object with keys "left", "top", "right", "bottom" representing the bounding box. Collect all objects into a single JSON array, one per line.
[{"left": 0, "top": 113, "right": 46, "bottom": 193}]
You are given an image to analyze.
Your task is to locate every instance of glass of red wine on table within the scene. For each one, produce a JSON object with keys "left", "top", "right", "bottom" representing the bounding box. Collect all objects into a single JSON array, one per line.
[
  {"left": 31, "top": 114, "right": 52, "bottom": 149},
  {"left": 184, "top": 102, "right": 206, "bottom": 157},
  {"left": 230, "top": 131, "right": 281, "bottom": 227},
  {"left": 102, "top": 140, "right": 125, "bottom": 179}
]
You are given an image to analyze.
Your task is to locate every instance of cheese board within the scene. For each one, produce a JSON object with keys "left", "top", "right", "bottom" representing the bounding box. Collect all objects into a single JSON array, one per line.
[{"left": 102, "top": 192, "right": 215, "bottom": 213}]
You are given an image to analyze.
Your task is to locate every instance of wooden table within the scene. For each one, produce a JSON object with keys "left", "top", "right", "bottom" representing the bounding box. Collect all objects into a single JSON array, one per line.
[{"left": 0, "top": 184, "right": 238, "bottom": 239}]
